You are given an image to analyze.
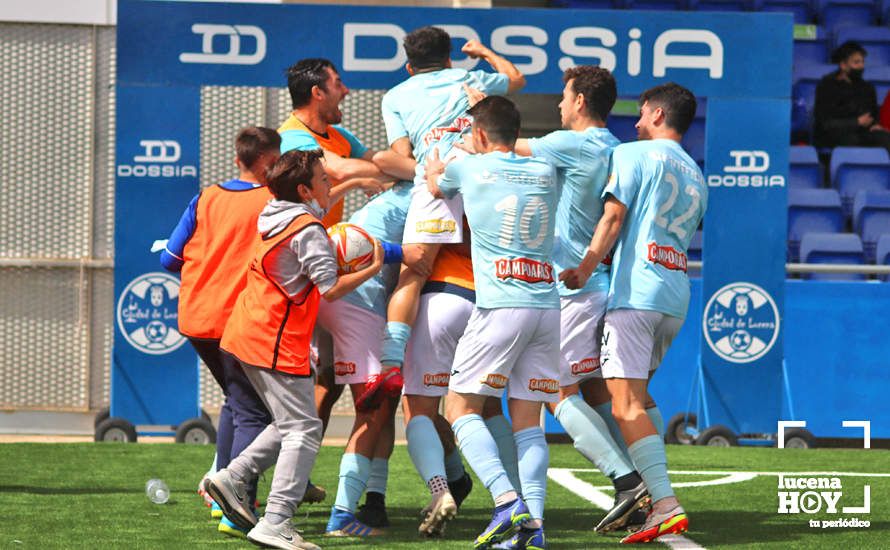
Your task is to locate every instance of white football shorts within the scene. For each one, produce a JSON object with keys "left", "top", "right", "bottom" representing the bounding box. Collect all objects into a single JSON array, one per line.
[
  {"left": 559, "top": 291, "right": 608, "bottom": 386},
  {"left": 316, "top": 298, "right": 384, "bottom": 385},
  {"left": 402, "top": 147, "right": 467, "bottom": 245},
  {"left": 600, "top": 308, "right": 684, "bottom": 380},
  {"left": 403, "top": 291, "right": 474, "bottom": 397},
  {"left": 450, "top": 307, "right": 560, "bottom": 403}
]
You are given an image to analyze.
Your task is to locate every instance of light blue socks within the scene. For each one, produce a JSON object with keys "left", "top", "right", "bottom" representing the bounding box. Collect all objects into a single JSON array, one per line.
[
  {"left": 628, "top": 434, "right": 674, "bottom": 502},
  {"left": 406, "top": 415, "right": 447, "bottom": 483},
  {"left": 333, "top": 453, "right": 371, "bottom": 513},
  {"left": 554, "top": 394, "right": 634, "bottom": 479},
  {"left": 514, "top": 427, "right": 548, "bottom": 521},
  {"left": 485, "top": 414, "right": 521, "bottom": 493},
  {"left": 366, "top": 458, "right": 388, "bottom": 495},
  {"left": 594, "top": 401, "right": 630, "bottom": 460},
  {"left": 452, "top": 414, "right": 514, "bottom": 500},
  {"left": 647, "top": 406, "right": 665, "bottom": 439},
  {"left": 381, "top": 321, "right": 411, "bottom": 366}
]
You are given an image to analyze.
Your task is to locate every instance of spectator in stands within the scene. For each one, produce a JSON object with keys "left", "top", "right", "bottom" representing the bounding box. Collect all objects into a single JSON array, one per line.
[{"left": 814, "top": 41, "right": 890, "bottom": 153}]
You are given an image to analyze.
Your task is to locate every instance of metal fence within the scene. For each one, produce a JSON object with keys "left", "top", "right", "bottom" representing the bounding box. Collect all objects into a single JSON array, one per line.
[{"left": 0, "top": 22, "right": 384, "bottom": 413}]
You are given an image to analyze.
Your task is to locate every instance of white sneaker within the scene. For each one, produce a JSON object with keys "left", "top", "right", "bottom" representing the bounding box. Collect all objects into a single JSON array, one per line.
[
  {"left": 419, "top": 492, "right": 458, "bottom": 537},
  {"left": 247, "top": 517, "right": 321, "bottom": 550}
]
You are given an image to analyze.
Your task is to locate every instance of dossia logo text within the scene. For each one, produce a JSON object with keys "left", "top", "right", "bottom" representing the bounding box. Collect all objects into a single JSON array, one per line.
[
  {"left": 117, "top": 140, "right": 197, "bottom": 179},
  {"left": 344, "top": 23, "right": 723, "bottom": 78}
]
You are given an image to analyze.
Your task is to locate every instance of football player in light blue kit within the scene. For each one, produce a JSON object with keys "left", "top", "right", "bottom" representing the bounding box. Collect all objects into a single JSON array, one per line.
[
  {"left": 357, "top": 26, "right": 526, "bottom": 413},
  {"left": 515, "top": 66, "right": 649, "bottom": 534},
  {"left": 427, "top": 96, "right": 558, "bottom": 550},
  {"left": 561, "top": 83, "right": 706, "bottom": 544}
]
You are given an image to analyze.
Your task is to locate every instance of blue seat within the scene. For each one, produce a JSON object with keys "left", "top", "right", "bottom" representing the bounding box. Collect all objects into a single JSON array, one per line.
[
  {"left": 853, "top": 190, "right": 890, "bottom": 262},
  {"left": 607, "top": 115, "right": 638, "bottom": 143},
  {"left": 794, "top": 26, "right": 830, "bottom": 66},
  {"left": 550, "top": 0, "right": 626, "bottom": 7},
  {"left": 830, "top": 147, "right": 890, "bottom": 215},
  {"left": 835, "top": 27, "right": 890, "bottom": 67},
  {"left": 788, "top": 189, "right": 844, "bottom": 260},
  {"left": 789, "top": 145, "right": 822, "bottom": 189},
  {"left": 816, "top": 0, "right": 877, "bottom": 33},
  {"left": 626, "top": 0, "right": 688, "bottom": 9},
  {"left": 869, "top": 66, "right": 890, "bottom": 106},
  {"left": 757, "top": 0, "right": 814, "bottom": 23},
  {"left": 690, "top": 0, "right": 752, "bottom": 10},
  {"left": 875, "top": 234, "right": 890, "bottom": 280},
  {"left": 681, "top": 98, "right": 706, "bottom": 163},
  {"left": 792, "top": 63, "right": 835, "bottom": 127},
  {"left": 882, "top": 0, "right": 890, "bottom": 23},
  {"left": 682, "top": 118, "right": 705, "bottom": 163},
  {"left": 799, "top": 232, "right": 866, "bottom": 280}
]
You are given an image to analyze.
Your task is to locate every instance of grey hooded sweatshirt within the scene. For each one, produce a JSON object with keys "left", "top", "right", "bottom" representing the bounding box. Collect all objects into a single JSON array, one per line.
[{"left": 258, "top": 199, "right": 338, "bottom": 299}]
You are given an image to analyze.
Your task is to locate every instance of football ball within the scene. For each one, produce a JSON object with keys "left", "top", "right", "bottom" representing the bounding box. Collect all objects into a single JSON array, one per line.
[{"left": 326, "top": 223, "right": 375, "bottom": 274}]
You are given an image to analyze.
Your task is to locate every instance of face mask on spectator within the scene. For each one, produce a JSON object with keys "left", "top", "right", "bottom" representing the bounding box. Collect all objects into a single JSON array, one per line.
[{"left": 849, "top": 68, "right": 865, "bottom": 81}]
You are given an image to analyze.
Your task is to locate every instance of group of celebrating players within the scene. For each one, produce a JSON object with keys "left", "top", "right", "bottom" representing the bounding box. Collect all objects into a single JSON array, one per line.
[{"left": 160, "top": 23, "right": 706, "bottom": 550}]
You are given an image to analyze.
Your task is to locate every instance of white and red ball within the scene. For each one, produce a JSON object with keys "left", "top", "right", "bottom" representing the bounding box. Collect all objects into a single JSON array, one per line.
[{"left": 326, "top": 223, "right": 375, "bottom": 274}]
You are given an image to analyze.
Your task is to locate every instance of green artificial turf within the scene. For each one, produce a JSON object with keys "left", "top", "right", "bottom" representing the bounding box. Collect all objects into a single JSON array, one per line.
[{"left": 0, "top": 443, "right": 886, "bottom": 549}]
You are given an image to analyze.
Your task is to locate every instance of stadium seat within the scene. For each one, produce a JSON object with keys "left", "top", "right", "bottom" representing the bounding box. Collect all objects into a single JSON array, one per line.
[
  {"left": 792, "top": 63, "right": 835, "bottom": 131},
  {"left": 607, "top": 115, "right": 638, "bottom": 143},
  {"left": 875, "top": 234, "right": 890, "bottom": 280},
  {"left": 869, "top": 66, "right": 890, "bottom": 107},
  {"left": 830, "top": 147, "right": 890, "bottom": 215},
  {"left": 549, "top": 0, "right": 626, "bottom": 7},
  {"left": 788, "top": 189, "right": 844, "bottom": 261},
  {"left": 626, "top": 0, "right": 688, "bottom": 9},
  {"left": 835, "top": 27, "right": 890, "bottom": 68},
  {"left": 816, "top": 0, "right": 877, "bottom": 33},
  {"left": 681, "top": 98, "right": 706, "bottom": 163},
  {"left": 853, "top": 190, "right": 890, "bottom": 262},
  {"left": 799, "top": 232, "right": 866, "bottom": 280},
  {"left": 789, "top": 145, "right": 822, "bottom": 189},
  {"left": 690, "top": 0, "right": 752, "bottom": 11},
  {"left": 793, "top": 26, "right": 830, "bottom": 67},
  {"left": 883, "top": 0, "right": 890, "bottom": 23},
  {"left": 757, "top": 0, "right": 814, "bottom": 23}
]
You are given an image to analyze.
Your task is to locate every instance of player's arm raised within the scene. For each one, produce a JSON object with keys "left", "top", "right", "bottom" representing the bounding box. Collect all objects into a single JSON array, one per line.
[
  {"left": 461, "top": 39, "right": 526, "bottom": 94},
  {"left": 560, "top": 196, "right": 626, "bottom": 289}
]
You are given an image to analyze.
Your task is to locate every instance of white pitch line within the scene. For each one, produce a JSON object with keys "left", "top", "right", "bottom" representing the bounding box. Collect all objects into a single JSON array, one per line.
[
  {"left": 578, "top": 472, "right": 759, "bottom": 490},
  {"left": 548, "top": 468, "right": 705, "bottom": 550},
  {"left": 559, "top": 468, "right": 890, "bottom": 478}
]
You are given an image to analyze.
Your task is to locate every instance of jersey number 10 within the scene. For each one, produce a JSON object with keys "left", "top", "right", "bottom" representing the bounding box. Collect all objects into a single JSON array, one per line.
[{"left": 495, "top": 194, "right": 550, "bottom": 250}]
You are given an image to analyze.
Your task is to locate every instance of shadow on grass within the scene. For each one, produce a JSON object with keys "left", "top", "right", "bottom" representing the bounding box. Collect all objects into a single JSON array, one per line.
[
  {"left": 686, "top": 510, "right": 890, "bottom": 546},
  {"left": 0, "top": 485, "right": 143, "bottom": 496},
  {"left": 308, "top": 505, "right": 615, "bottom": 547}
]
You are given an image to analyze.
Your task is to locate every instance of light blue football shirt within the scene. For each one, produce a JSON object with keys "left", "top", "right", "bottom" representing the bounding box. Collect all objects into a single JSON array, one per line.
[
  {"left": 528, "top": 127, "right": 620, "bottom": 297},
  {"left": 381, "top": 68, "right": 509, "bottom": 163},
  {"left": 605, "top": 139, "right": 707, "bottom": 319},
  {"left": 340, "top": 181, "right": 413, "bottom": 316},
  {"left": 438, "top": 151, "right": 560, "bottom": 310}
]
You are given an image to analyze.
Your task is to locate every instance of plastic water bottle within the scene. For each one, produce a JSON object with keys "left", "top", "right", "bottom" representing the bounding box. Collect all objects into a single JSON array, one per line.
[{"left": 145, "top": 479, "right": 170, "bottom": 504}]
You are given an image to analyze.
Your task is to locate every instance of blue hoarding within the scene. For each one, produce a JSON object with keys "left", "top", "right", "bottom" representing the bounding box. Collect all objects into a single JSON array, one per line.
[{"left": 118, "top": 0, "right": 792, "bottom": 97}]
